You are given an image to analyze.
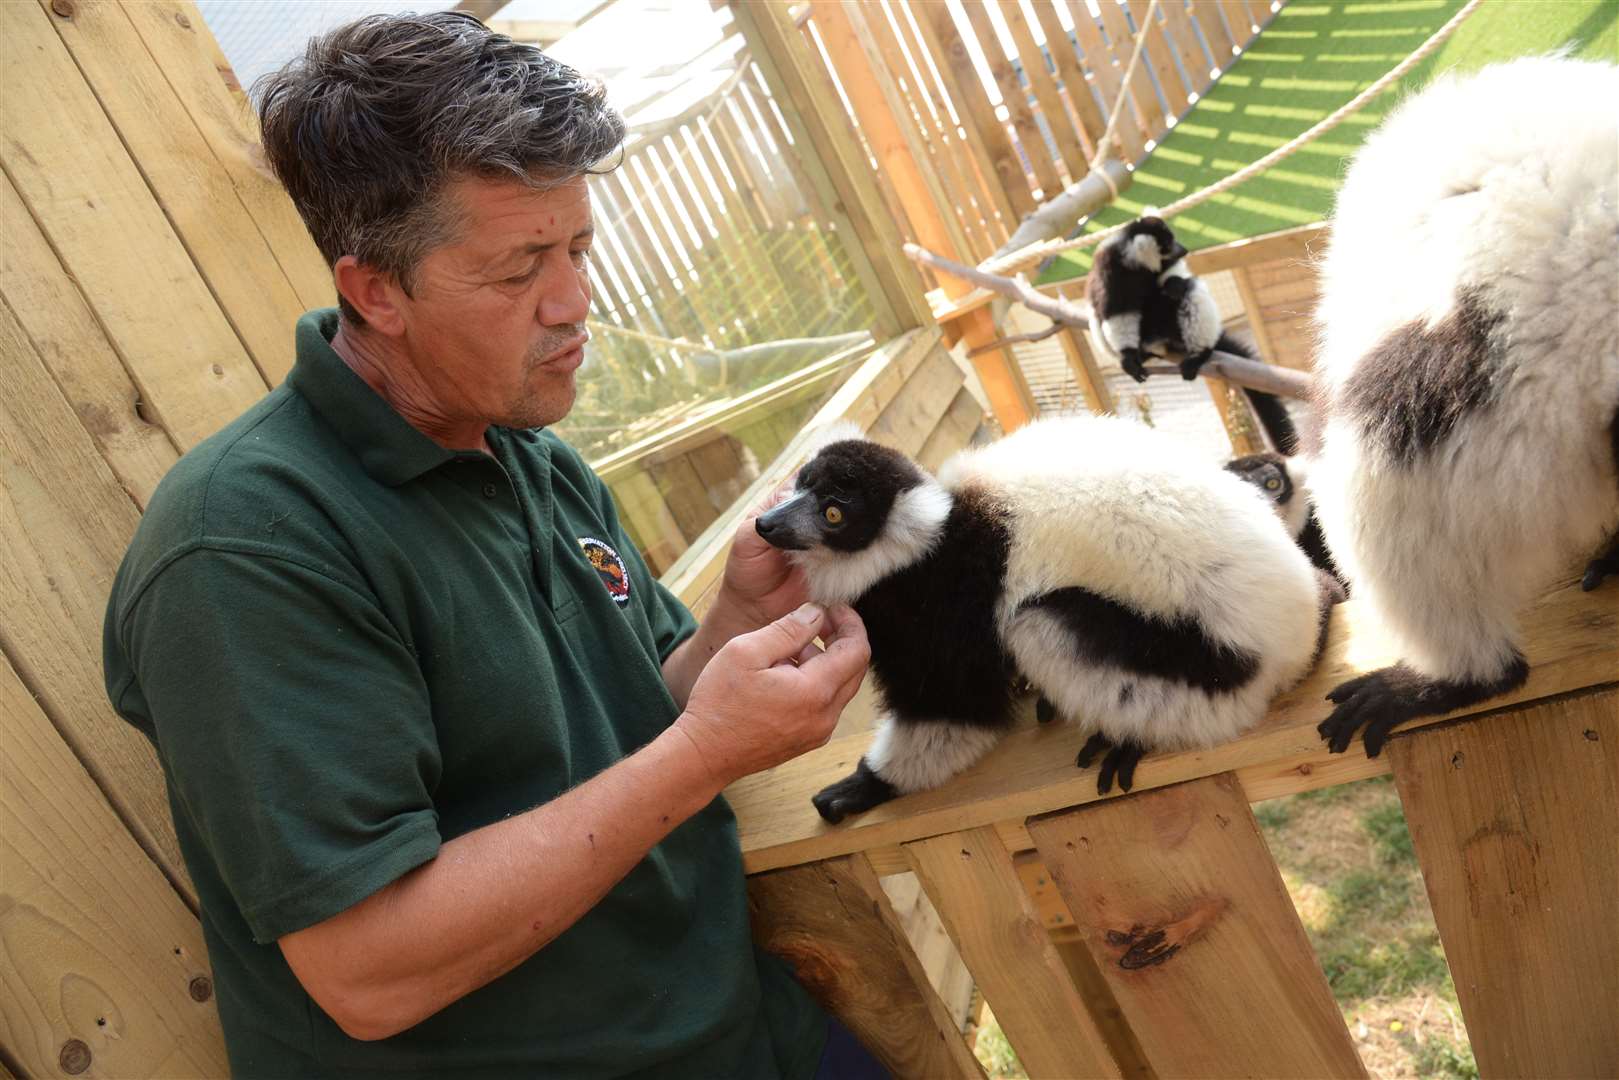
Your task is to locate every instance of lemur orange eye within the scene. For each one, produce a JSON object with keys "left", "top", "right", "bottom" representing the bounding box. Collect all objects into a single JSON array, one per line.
[
  {"left": 824, "top": 505, "right": 844, "bottom": 525},
  {"left": 1265, "top": 478, "right": 1282, "bottom": 491}
]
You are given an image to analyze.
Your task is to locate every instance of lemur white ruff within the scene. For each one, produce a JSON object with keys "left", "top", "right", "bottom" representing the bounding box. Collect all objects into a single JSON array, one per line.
[
  {"left": 1088, "top": 216, "right": 1299, "bottom": 452},
  {"left": 1308, "top": 56, "right": 1619, "bottom": 756},
  {"left": 755, "top": 417, "right": 1333, "bottom": 822}
]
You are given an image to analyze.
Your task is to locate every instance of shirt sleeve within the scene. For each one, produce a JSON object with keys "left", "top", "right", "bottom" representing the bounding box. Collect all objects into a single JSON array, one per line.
[{"left": 114, "top": 545, "right": 443, "bottom": 943}]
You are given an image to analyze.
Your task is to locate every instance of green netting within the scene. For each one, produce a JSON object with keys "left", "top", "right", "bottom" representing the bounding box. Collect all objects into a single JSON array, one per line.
[{"left": 1038, "top": 0, "right": 1619, "bottom": 285}]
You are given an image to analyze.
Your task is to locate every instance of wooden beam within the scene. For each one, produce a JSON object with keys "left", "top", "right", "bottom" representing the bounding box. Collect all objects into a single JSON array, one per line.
[
  {"left": 0, "top": 656, "right": 226, "bottom": 1078},
  {"left": 728, "top": 576, "right": 1619, "bottom": 873},
  {"left": 907, "top": 827, "right": 1122, "bottom": 1078},
  {"left": 956, "top": 0, "right": 1064, "bottom": 199},
  {"left": 1028, "top": 773, "right": 1366, "bottom": 1077},
  {"left": 1185, "top": 222, "right": 1328, "bottom": 275},
  {"left": 957, "top": 306, "right": 1039, "bottom": 431},
  {"left": 1058, "top": 325, "right": 1114, "bottom": 414},
  {"left": 748, "top": 854, "right": 986, "bottom": 1079},
  {"left": 730, "top": 0, "right": 933, "bottom": 335},
  {"left": 995, "top": 0, "right": 1089, "bottom": 182},
  {"left": 1388, "top": 686, "right": 1619, "bottom": 1077}
]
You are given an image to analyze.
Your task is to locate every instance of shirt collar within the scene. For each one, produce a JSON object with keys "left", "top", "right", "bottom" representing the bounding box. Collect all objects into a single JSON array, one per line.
[{"left": 286, "top": 309, "right": 460, "bottom": 487}]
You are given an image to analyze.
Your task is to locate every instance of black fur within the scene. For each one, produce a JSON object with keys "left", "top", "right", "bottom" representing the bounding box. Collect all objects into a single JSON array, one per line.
[
  {"left": 1318, "top": 653, "right": 1530, "bottom": 758},
  {"left": 1340, "top": 290, "right": 1505, "bottom": 464},
  {"left": 757, "top": 439, "right": 927, "bottom": 553},
  {"left": 1018, "top": 586, "right": 1260, "bottom": 694},
  {"left": 853, "top": 486, "right": 1018, "bottom": 729},
  {"left": 1075, "top": 732, "right": 1146, "bottom": 795},
  {"left": 810, "top": 759, "right": 897, "bottom": 825},
  {"left": 1087, "top": 217, "right": 1185, "bottom": 382}
]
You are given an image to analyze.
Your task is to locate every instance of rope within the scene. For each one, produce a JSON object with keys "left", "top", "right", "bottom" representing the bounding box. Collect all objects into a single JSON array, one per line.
[
  {"left": 980, "top": 0, "right": 1484, "bottom": 277},
  {"left": 1087, "top": 0, "right": 1160, "bottom": 187}
]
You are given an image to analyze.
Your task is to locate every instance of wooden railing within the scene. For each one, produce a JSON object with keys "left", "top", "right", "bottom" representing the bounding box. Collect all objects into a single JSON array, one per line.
[{"left": 729, "top": 578, "right": 1619, "bottom": 1077}]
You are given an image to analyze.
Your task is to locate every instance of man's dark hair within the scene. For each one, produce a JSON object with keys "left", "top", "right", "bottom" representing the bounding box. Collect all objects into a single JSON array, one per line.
[{"left": 256, "top": 12, "right": 624, "bottom": 324}]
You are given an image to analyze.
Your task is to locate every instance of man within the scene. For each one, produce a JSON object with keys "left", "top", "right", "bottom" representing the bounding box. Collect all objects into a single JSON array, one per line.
[{"left": 102, "top": 12, "right": 880, "bottom": 1077}]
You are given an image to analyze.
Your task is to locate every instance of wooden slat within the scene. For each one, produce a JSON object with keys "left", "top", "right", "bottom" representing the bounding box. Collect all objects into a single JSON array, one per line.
[
  {"left": 1028, "top": 774, "right": 1366, "bottom": 1077},
  {"left": 909, "top": 0, "right": 1035, "bottom": 221},
  {"left": 1058, "top": 326, "right": 1114, "bottom": 415},
  {"left": 1030, "top": 1, "right": 1108, "bottom": 156},
  {"left": 728, "top": 575, "right": 1619, "bottom": 873},
  {"left": 122, "top": 0, "right": 331, "bottom": 312},
  {"left": 38, "top": 0, "right": 304, "bottom": 386},
  {"left": 0, "top": 656, "right": 226, "bottom": 1079},
  {"left": 733, "top": 0, "right": 933, "bottom": 335},
  {"left": 0, "top": 176, "right": 179, "bottom": 509},
  {"left": 1103, "top": 0, "right": 1173, "bottom": 141},
  {"left": 1158, "top": 0, "right": 1216, "bottom": 100},
  {"left": 1219, "top": 0, "right": 1258, "bottom": 44},
  {"left": 1066, "top": 1, "right": 1145, "bottom": 161},
  {"left": 956, "top": 0, "right": 1064, "bottom": 199},
  {"left": 748, "top": 854, "right": 985, "bottom": 1079},
  {"left": 2, "top": 3, "right": 268, "bottom": 450},
  {"left": 866, "top": 348, "right": 966, "bottom": 453},
  {"left": 1205, "top": 372, "right": 1266, "bottom": 455},
  {"left": 1388, "top": 686, "right": 1619, "bottom": 1077},
  {"left": 1184, "top": 221, "right": 1328, "bottom": 274},
  {"left": 1190, "top": 0, "right": 1237, "bottom": 66},
  {"left": 956, "top": 305, "right": 1039, "bottom": 432},
  {"left": 915, "top": 386, "right": 987, "bottom": 473},
  {"left": 907, "top": 827, "right": 1121, "bottom": 1078},
  {"left": 995, "top": 0, "right": 1089, "bottom": 183},
  {"left": 0, "top": 300, "right": 192, "bottom": 898}
]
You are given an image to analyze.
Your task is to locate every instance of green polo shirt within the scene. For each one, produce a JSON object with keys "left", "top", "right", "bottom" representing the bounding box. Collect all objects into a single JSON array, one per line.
[{"left": 103, "top": 309, "right": 825, "bottom": 1079}]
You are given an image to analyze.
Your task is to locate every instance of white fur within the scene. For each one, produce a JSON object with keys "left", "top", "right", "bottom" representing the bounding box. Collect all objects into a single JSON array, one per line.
[
  {"left": 1175, "top": 275, "right": 1222, "bottom": 355},
  {"left": 789, "top": 477, "right": 953, "bottom": 606},
  {"left": 1277, "top": 455, "right": 1314, "bottom": 539},
  {"left": 865, "top": 716, "right": 1004, "bottom": 794},
  {"left": 1099, "top": 313, "right": 1140, "bottom": 359},
  {"left": 1310, "top": 57, "right": 1619, "bottom": 682},
  {"left": 940, "top": 415, "right": 1323, "bottom": 749},
  {"left": 1125, "top": 233, "right": 1163, "bottom": 272}
]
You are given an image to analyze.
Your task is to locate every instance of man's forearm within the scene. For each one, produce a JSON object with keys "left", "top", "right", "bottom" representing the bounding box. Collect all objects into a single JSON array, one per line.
[{"left": 279, "top": 721, "right": 724, "bottom": 1041}]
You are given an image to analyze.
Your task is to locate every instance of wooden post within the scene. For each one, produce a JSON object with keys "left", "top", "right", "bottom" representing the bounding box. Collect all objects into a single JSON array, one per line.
[
  {"left": 748, "top": 854, "right": 986, "bottom": 1079},
  {"left": 728, "top": 0, "right": 933, "bottom": 338},
  {"left": 907, "top": 827, "right": 1123, "bottom": 1079},
  {"left": 1388, "top": 687, "right": 1619, "bottom": 1077},
  {"left": 1028, "top": 773, "right": 1367, "bottom": 1078},
  {"left": 1059, "top": 326, "right": 1114, "bottom": 415}
]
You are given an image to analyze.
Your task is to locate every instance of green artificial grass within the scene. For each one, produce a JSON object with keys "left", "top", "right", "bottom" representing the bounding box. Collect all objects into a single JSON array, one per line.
[{"left": 1039, "top": 0, "right": 1619, "bottom": 284}]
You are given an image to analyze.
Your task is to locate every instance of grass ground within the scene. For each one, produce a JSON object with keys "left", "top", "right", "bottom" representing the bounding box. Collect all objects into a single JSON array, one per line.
[
  {"left": 973, "top": 776, "right": 1476, "bottom": 1079},
  {"left": 1039, "top": 0, "right": 1619, "bottom": 284}
]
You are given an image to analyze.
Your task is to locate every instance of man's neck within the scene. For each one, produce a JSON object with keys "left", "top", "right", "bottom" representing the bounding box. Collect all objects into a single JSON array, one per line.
[{"left": 331, "top": 322, "right": 492, "bottom": 455}]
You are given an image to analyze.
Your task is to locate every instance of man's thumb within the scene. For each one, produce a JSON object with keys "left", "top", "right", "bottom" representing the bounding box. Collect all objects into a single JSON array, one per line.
[{"left": 748, "top": 603, "right": 825, "bottom": 663}]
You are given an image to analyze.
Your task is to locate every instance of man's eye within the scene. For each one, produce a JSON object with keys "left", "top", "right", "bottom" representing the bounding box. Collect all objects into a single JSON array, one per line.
[
  {"left": 824, "top": 505, "right": 844, "bottom": 525},
  {"left": 571, "top": 248, "right": 591, "bottom": 266},
  {"left": 504, "top": 265, "right": 540, "bottom": 285}
]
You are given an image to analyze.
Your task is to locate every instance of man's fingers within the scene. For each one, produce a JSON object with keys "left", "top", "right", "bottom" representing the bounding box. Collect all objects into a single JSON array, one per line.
[
  {"left": 795, "top": 642, "right": 824, "bottom": 666},
  {"left": 798, "top": 605, "right": 870, "bottom": 685},
  {"left": 737, "top": 603, "right": 826, "bottom": 665}
]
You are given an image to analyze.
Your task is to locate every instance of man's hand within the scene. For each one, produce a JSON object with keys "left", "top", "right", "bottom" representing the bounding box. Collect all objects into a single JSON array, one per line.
[
  {"left": 675, "top": 603, "right": 869, "bottom": 787},
  {"left": 712, "top": 481, "right": 811, "bottom": 634}
]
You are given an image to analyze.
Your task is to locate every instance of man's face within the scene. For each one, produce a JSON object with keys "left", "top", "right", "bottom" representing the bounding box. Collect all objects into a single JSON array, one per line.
[{"left": 398, "top": 175, "right": 594, "bottom": 431}]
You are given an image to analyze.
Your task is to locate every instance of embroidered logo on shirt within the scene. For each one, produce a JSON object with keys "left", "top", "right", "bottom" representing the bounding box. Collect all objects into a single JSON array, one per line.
[{"left": 578, "top": 537, "right": 631, "bottom": 606}]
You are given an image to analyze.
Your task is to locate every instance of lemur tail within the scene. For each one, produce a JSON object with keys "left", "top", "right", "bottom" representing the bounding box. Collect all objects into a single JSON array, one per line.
[{"left": 1215, "top": 331, "right": 1300, "bottom": 455}]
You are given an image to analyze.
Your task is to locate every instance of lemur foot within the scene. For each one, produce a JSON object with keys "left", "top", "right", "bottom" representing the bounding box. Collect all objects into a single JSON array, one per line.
[
  {"left": 1319, "top": 658, "right": 1529, "bottom": 758},
  {"left": 1036, "top": 696, "right": 1058, "bottom": 724},
  {"left": 1075, "top": 732, "right": 1110, "bottom": 768},
  {"left": 811, "top": 759, "right": 898, "bottom": 825},
  {"left": 1120, "top": 347, "right": 1149, "bottom": 383},
  {"left": 1180, "top": 349, "right": 1214, "bottom": 381},
  {"left": 1076, "top": 733, "right": 1145, "bottom": 793},
  {"left": 1581, "top": 539, "right": 1619, "bottom": 591}
]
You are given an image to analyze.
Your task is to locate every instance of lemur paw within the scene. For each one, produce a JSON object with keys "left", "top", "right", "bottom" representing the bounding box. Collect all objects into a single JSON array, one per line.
[
  {"left": 1036, "top": 696, "right": 1058, "bottom": 724},
  {"left": 1581, "top": 552, "right": 1619, "bottom": 591},
  {"left": 1319, "top": 666, "right": 1423, "bottom": 758},
  {"left": 1179, "top": 350, "right": 1213, "bottom": 381},
  {"left": 811, "top": 760, "right": 897, "bottom": 824},
  {"left": 1076, "top": 733, "right": 1145, "bottom": 794},
  {"left": 1120, "top": 348, "right": 1149, "bottom": 383}
]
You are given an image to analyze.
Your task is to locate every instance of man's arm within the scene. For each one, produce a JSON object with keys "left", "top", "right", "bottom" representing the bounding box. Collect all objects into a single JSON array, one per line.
[{"left": 280, "top": 603, "right": 868, "bottom": 1041}]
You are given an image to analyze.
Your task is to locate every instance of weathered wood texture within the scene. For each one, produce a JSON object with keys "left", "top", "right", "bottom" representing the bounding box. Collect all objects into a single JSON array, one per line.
[
  {"left": 1028, "top": 774, "right": 1366, "bottom": 1077},
  {"left": 906, "top": 827, "right": 1122, "bottom": 1079},
  {"left": 0, "top": 657, "right": 227, "bottom": 1079},
  {"left": 747, "top": 855, "right": 986, "bottom": 1079},
  {"left": 1388, "top": 686, "right": 1619, "bottom": 1078},
  {"left": 728, "top": 575, "right": 1618, "bottom": 874}
]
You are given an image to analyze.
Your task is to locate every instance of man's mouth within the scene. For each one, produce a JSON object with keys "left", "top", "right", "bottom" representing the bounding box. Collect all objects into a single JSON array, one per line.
[{"left": 539, "top": 332, "right": 590, "bottom": 371}]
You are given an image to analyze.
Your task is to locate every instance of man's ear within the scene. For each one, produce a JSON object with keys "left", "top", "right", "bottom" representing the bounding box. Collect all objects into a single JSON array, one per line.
[{"left": 334, "top": 256, "right": 407, "bottom": 337}]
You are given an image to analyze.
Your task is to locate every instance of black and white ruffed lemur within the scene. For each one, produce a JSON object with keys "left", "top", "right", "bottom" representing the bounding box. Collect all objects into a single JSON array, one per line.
[
  {"left": 1087, "top": 216, "right": 1299, "bottom": 453},
  {"left": 754, "top": 417, "right": 1338, "bottom": 822},
  {"left": 1307, "top": 56, "right": 1619, "bottom": 757},
  {"left": 1224, "top": 451, "right": 1347, "bottom": 602}
]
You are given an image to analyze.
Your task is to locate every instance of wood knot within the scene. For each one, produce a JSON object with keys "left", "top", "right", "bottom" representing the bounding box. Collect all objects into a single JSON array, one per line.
[
  {"left": 1451, "top": 751, "right": 1465, "bottom": 769},
  {"left": 1295, "top": 762, "right": 1313, "bottom": 777},
  {"left": 1583, "top": 729, "right": 1599, "bottom": 742},
  {"left": 189, "top": 975, "right": 213, "bottom": 1002},
  {"left": 174, "top": 10, "right": 193, "bottom": 29},
  {"left": 59, "top": 1038, "right": 92, "bottom": 1074},
  {"left": 50, "top": 0, "right": 75, "bottom": 17}
]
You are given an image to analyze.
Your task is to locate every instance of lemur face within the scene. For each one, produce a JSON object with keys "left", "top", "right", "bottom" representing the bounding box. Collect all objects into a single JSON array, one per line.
[
  {"left": 755, "top": 440, "right": 923, "bottom": 554},
  {"left": 1225, "top": 452, "right": 1294, "bottom": 509},
  {"left": 1123, "top": 216, "right": 1188, "bottom": 273}
]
